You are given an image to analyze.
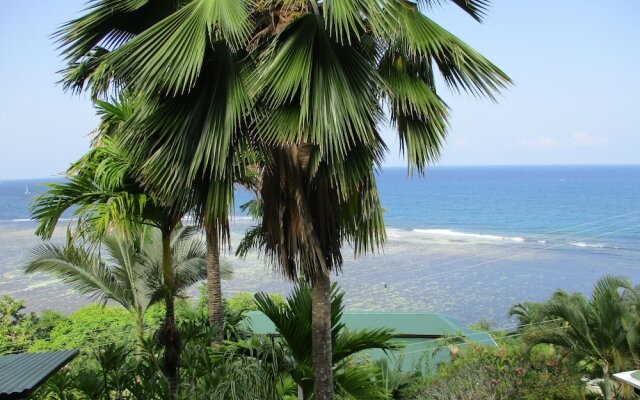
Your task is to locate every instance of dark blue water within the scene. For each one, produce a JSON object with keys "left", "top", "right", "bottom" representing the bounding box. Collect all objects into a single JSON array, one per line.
[
  {"left": 377, "top": 165, "right": 640, "bottom": 251},
  {"left": 4, "top": 166, "right": 640, "bottom": 244},
  {"left": 0, "top": 179, "right": 47, "bottom": 224},
  {"left": 1, "top": 166, "right": 639, "bottom": 326}
]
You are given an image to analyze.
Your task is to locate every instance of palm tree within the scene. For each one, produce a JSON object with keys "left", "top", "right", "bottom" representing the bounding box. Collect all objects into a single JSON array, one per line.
[
  {"left": 255, "top": 282, "right": 397, "bottom": 399},
  {"left": 218, "top": 282, "right": 396, "bottom": 399},
  {"left": 523, "top": 275, "right": 634, "bottom": 400},
  {"left": 24, "top": 226, "right": 210, "bottom": 349},
  {"left": 31, "top": 97, "right": 194, "bottom": 398},
  {"left": 57, "top": 2, "right": 252, "bottom": 345},
  {"left": 54, "top": 1, "right": 510, "bottom": 397},
  {"left": 246, "top": 143, "right": 387, "bottom": 399},
  {"left": 509, "top": 289, "right": 586, "bottom": 328},
  {"left": 31, "top": 144, "right": 188, "bottom": 399}
]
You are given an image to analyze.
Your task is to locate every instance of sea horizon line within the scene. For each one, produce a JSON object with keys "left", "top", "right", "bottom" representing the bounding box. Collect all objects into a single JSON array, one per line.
[{"left": 1, "top": 163, "right": 639, "bottom": 181}]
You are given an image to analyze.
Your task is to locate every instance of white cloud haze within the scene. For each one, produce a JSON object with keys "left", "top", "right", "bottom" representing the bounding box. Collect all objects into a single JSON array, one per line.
[{"left": 516, "top": 131, "right": 608, "bottom": 149}]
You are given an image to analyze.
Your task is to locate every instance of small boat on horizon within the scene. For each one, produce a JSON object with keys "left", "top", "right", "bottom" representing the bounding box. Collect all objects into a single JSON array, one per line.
[{"left": 25, "top": 185, "right": 31, "bottom": 195}]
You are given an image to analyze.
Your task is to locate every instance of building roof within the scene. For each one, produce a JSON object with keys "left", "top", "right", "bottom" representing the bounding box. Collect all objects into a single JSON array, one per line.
[
  {"left": 246, "top": 311, "right": 495, "bottom": 342},
  {"left": 244, "top": 311, "right": 497, "bottom": 372},
  {"left": 614, "top": 370, "right": 640, "bottom": 390},
  {"left": 0, "top": 349, "right": 79, "bottom": 400}
]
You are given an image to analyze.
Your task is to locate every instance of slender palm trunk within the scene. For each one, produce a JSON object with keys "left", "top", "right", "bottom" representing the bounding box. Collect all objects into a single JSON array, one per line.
[
  {"left": 205, "top": 221, "right": 224, "bottom": 344},
  {"left": 161, "top": 230, "right": 180, "bottom": 400},
  {"left": 602, "top": 363, "right": 612, "bottom": 400},
  {"left": 311, "top": 272, "right": 333, "bottom": 400},
  {"left": 134, "top": 314, "right": 144, "bottom": 355},
  {"left": 103, "top": 366, "right": 110, "bottom": 400}
]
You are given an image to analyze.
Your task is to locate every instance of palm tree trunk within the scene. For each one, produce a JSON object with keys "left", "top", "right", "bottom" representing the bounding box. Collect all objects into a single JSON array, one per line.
[
  {"left": 205, "top": 221, "right": 224, "bottom": 344},
  {"left": 602, "top": 363, "right": 612, "bottom": 400},
  {"left": 103, "top": 366, "right": 110, "bottom": 400},
  {"left": 164, "top": 295, "right": 179, "bottom": 400},
  {"left": 134, "top": 314, "right": 144, "bottom": 355},
  {"left": 311, "top": 272, "right": 333, "bottom": 400},
  {"left": 161, "top": 230, "right": 180, "bottom": 400}
]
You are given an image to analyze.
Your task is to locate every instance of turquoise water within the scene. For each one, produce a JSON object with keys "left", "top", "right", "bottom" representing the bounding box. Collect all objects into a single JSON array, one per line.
[{"left": 1, "top": 166, "right": 639, "bottom": 326}]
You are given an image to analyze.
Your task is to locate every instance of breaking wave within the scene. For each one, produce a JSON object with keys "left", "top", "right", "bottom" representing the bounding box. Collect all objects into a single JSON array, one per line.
[
  {"left": 569, "top": 242, "right": 605, "bottom": 248},
  {"left": 412, "top": 228, "right": 525, "bottom": 242}
]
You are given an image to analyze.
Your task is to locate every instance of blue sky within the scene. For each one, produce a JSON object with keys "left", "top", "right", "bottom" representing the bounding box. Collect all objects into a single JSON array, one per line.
[{"left": 0, "top": 1, "right": 638, "bottom": 179}]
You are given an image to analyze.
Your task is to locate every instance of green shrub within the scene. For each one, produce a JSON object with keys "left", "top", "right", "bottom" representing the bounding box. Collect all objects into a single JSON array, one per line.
[
  {"left": 29, "top": 304, "right": 135, "bottom": 352},
  {"left": 404, "top": 342, "right": 586, "bottom": 400},
  {"left": 226, "top": 292, "right": 286, "bottom": 314},
  {"left": 0, "top": 294, "right": 37, "bottom": 354},
  {"left": 33, "top": 310, "right": 68, "bottom": 340}
]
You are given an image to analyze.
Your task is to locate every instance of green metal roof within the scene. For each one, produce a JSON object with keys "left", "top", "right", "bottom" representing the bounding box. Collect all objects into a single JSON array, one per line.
[
  {"left": 0, "top": 350, "right": 79, "bottom": 400},
  {"left": 244, "top": 311, "right": 497, "bottom": 373},
  {"left": 246, "top": 311, "right": 493, "bottom": 339}
]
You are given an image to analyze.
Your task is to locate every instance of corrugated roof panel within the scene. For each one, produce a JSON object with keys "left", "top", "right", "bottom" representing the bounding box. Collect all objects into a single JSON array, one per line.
[
  {"left": 0, "top": 349, "right": 79, "bottom": 400},
  {"left": 246, "top": 311, "right": 470, "bottom": 337},
  {"left": 244, "top": 311, "right": 497, "bottom": 373},
  {"left": 340, "top": 312, "right": 462, "bottom": 336}
]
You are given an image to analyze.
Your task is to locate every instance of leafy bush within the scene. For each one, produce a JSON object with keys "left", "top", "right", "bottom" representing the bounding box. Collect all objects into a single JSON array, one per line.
[
  {"left": 33, "top": 310, "right": 68, "bottom": 340},
  {"left": 0, "top": 294, "right": 38, "bottom": 354},
  {"left": 29, "top": 304, "right": 135, "bottom": 352},
  {"left": 193, "top": 283, "right": 286, "bottom": 315},
  {"left": 30, "top": 313, "right": 281, "bottom": 400},
  {"left": 404, "top": 341, "right": 586, "bottom": 400}
]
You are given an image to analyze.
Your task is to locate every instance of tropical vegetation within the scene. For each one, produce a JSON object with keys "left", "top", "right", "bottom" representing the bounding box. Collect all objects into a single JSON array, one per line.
[
  {"left": 404, "top": 344, "right": 586, "bottom": 400},
  {"left": 2, "top": 287, "right": 401, "bottom": 399},
  {"left": 253, "top": 282, "right": 397, "bottom": 399},
  {"left": 1, "top": 0, "right": 635, "bottom": 397},
  {"left": 31, "top": 96, "right": 199, "bottom": 398},
  {"left": 24, "top": 225, "right": 220, "bottom": 348},
  {"left": 516, "top": 275, "right": 638, "bottom": 400},
  {"left": 51, "top": 0, "right": 511, "bottom": 397},
  {"left": 4, "top": 274, "right": 640, "bottom": 399}
]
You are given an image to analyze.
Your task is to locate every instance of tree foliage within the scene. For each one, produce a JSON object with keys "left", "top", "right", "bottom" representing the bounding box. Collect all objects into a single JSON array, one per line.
[
  {"left": 52, "top": 0, "right": 511, "bottom": 397},
  {"left": 24, "top": 225, "right": 213, "bottom": 345},
  {"left": 518, "top": 275, "right": 638, "bottom": 400},
  {"left": 254, "top": 282, "right": 398, "bottom": 399}
]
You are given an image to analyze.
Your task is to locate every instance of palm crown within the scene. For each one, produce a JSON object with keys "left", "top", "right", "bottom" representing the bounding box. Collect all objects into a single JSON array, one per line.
[
  {"left": 56, "top": 0, "right": 510, "bottom": 277},
  {"left": 24, "top": 225, "right": 210, "bottom": 343}
]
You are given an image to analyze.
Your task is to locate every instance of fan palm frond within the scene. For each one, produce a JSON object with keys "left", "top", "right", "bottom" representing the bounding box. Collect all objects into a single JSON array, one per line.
[
  {"left": 103, "top": 0, "right": 251, "bottom": 96},
  {"left": 253, "top": 14, "right": 383, "bottom": 162}
]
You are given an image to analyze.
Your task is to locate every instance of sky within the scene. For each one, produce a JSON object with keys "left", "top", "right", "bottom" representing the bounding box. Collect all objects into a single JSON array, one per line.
[{"left": 0, "top": 1, "right": 639, "bottom": 180}]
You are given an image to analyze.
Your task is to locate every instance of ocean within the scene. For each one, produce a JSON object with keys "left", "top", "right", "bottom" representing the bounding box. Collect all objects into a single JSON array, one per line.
[{"left": 1, "top": 165, "right": 639, "bottom": 327}]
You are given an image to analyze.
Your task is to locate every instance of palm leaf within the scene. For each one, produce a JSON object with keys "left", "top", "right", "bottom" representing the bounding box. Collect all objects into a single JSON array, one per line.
[
  {"left": 254, "top": 285, "right": 313, "bottom": 365},
  {"left": 333, "top": 328, "right": 397, "bottom": 364},
  {"left": 524, "top": 275, "right": 634, "bottom": 374},
  {"left": 120, "top": 45, "right": 251, "bottom": 224},
  {"left": 334, "top": 362, "right": 387, "bottom": 400},
  {"left": 24, "top": 240, "right": 130, "bottom": 308},
  {"left": 103, "top": 0, "right": 251, "bottom": 96},
  {"left": 253, "top": 14, "right": 383, "bottom": 161},
  {"left": 141, "top": 225, "right": 209, "bottom": 301},
  {"left": 388, "top": 3, "right": 511, "bottom": 99},
  {"left": 417, "top": 0, "right": 491, "bottom": 22},
  {"left": 55, "top": 0, "right": 166, "bottom": 62}
]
